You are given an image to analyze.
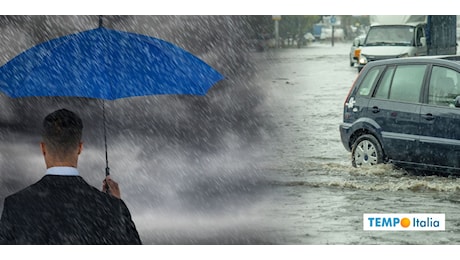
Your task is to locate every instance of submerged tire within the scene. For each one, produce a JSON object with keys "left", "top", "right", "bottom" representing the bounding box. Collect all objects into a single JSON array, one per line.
[{"left": 351, "top": 134, "right": 384, "bottom": 167}]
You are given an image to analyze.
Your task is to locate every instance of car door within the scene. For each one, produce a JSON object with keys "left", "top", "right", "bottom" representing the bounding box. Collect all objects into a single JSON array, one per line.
[
  {"left": 366, "top": 64, "right": 426, "bottom": 162},
  {"left": 419, "top": 65, "right": 460, "bottom": 169}
]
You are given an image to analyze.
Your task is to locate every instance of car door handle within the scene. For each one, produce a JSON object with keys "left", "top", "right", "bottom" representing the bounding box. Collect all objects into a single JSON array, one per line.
[
  {"left": 422, "top": 113, "right": 435, "bottom": 121},
  {"left": 371, "top": 106, "right": 380, "bottom": 113}
]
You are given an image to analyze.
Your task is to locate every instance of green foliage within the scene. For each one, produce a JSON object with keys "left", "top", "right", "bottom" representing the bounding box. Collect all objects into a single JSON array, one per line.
[{"left": 278, "top": 15, "right": 321, "bottom": 38}]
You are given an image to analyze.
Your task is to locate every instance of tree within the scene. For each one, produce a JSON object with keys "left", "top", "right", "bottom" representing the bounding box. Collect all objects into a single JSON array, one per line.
[{"left": 340, "top": 15, "right": 370, "bottom": 40}]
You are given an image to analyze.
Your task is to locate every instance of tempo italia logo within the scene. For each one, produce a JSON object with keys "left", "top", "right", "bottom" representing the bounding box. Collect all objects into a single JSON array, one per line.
[{"left": 363, "top": 214, "right": 445, "bottom": 231}]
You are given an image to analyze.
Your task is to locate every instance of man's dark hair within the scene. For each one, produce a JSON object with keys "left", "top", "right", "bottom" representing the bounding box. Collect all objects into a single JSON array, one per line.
[{"left": 42, "top": 109, "right": 83, "bottom": 155}]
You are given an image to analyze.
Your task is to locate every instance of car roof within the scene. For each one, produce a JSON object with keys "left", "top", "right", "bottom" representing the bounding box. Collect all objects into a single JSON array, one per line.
[{"left": 365, "top": 55, "right": 460, "bottom": 68}]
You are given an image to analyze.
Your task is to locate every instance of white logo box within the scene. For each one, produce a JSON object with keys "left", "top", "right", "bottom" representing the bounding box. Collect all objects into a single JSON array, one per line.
[{"left": 363, "top": 213, "right": 445, "bottom": 231}]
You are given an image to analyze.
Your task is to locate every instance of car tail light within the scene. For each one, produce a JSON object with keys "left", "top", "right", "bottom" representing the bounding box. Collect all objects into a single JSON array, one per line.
[{"left": 344, "top": 74, "right": 359, "bottom": 107}]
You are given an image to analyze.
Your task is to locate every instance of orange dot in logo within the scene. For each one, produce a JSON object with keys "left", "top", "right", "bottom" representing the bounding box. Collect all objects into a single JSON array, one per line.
[{"left": 401, "top": 217, "right": 411, "bottom": 228}]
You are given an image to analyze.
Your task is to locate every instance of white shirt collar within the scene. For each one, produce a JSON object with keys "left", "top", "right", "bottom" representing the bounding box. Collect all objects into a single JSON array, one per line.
[{"left": 45, "top": 166, "right": 79, "bottom": 176}]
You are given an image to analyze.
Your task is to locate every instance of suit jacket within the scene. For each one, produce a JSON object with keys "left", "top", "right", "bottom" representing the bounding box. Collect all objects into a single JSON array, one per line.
[{"left": 0, "top": 175, "right": 142, "bottom": 245}]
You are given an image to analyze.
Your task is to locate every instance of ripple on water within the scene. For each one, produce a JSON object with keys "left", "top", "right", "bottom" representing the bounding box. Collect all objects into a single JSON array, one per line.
[{"left": 274, "top": 161, "right": 460, "bottom": 193}]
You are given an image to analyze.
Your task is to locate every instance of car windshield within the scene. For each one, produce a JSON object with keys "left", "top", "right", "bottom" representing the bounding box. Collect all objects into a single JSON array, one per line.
[{"left": 365, "top": 26, "right": 414, "bottom": 46}]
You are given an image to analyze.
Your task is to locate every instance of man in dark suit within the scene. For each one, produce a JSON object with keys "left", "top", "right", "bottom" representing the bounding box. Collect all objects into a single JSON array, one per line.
[{"left": 0, "top": 108, "right": 142, "bottom": 244}]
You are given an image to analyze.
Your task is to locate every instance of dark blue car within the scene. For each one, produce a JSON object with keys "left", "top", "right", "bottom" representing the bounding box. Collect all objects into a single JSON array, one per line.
[{"left": 340, "top": 56, "right": 460, "bottom": 174}]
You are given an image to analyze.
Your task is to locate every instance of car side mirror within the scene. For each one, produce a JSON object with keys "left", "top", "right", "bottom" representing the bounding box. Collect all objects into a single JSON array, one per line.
[
  {"left": 455, "top": 96, "right": 460, "bottom": 108},
  {"left": 353, "top": 39, "right": 359, "bottom": 46},
  {"left": 420, "top": 37, "right": 426, "bottom": 47}
]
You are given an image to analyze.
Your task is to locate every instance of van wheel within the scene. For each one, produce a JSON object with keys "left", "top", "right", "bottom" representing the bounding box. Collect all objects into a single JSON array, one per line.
[{"left": 351, "top": 134, "right": 384, "bottom": 167}]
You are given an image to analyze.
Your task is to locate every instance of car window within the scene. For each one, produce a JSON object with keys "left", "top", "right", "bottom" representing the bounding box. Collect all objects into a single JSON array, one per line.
[
  {"left": 388, "top": 65, "right": 426, "bottom": 103},
  {"left": 374, "top": 66, "right": 395, "bottom": 99},
  {"left": 357, "top": 66, "right": 383, "bottom": 96},
  {"left": 428, "top": 66, "right": 460, "bottom": 107}
]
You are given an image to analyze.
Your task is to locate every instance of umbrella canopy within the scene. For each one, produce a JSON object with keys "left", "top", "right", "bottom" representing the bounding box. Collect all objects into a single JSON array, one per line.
[
  {"left": 0, "top": 26, "right": 224, "bottom": 179},
  {"left": 0, "top": 27, "right": 224, "bottom": 99}
]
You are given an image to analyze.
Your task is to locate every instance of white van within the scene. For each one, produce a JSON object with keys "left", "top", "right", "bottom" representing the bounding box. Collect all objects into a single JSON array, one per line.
[{"left": 356, "top": 15, "right": 428, "bottom": 72}]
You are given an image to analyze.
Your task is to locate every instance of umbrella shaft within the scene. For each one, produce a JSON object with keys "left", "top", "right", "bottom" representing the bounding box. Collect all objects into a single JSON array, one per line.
[{"left": 103, "top": 99, "right": 110, "bottom": 176}]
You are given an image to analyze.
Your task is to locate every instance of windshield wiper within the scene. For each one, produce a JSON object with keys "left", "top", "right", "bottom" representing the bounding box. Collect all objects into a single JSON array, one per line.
[
  {"left": 366, "top": 41, "right": 411, "bottom": 46},
  {"left": 366, "top": 41, "right": 392, "bottom": 46}
]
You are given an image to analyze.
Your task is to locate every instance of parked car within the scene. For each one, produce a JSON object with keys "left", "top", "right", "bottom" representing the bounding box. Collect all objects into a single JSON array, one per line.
[
  {"left": 349, "top": 35, "right": 366, "bottom": 67},
  {"left": 339, "top": 55, "right": 460, "bottom": 174}
]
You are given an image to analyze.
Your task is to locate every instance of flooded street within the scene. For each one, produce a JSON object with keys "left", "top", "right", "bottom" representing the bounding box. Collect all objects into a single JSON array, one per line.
[{"left": 259, "top": 42, "right": 460, "bottom": 244}]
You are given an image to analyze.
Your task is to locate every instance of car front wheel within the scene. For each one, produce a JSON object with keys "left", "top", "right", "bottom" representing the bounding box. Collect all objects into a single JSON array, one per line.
[{"left": 351, "top": 134, "right": 384, "bottom": 167}]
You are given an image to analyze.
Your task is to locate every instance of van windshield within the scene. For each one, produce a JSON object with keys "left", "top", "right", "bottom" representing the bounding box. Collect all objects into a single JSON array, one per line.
[{"left": 365, "top": 26, "right": 414, "bottom": 46}]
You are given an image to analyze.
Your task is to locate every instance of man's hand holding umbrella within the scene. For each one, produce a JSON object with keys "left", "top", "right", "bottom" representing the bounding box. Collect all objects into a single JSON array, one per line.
[{"left": 103, "top": 176, "right": 121, "bottom": 199}]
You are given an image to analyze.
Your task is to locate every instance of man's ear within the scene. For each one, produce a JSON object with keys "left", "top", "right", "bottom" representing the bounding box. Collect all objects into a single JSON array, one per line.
[
  {"left": 78, "top": 142, "right": 83, "bottom": 155},
  {"left": 40, "top": 142, "right": 46, "bottom": 156}
]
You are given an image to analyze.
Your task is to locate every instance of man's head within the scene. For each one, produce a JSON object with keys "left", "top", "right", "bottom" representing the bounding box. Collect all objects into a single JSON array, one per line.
[{"left": 41, "top": 109, "right": 83, "bottom": 167}]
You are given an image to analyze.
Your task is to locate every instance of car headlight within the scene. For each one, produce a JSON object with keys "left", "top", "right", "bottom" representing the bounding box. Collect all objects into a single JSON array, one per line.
[
  {"left": 359, "top": 54, "right": 367, "bottom": 65},
  {"left": 398, "top": 53, "right": 409, "bottom": 58}
]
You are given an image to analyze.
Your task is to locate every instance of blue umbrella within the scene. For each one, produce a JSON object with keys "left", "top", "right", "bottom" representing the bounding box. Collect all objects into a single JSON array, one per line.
[
  {"left": 0, "top": 27, "right": 223, "bottom": 99},
  {"left": 0, "top": 24, "right": 224, "bottom": 178}
]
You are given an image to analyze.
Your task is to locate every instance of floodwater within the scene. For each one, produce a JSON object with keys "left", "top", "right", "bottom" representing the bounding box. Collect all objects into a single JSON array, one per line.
[{"left": 258, "top": 41, "right": 460, "bottom": 245}]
